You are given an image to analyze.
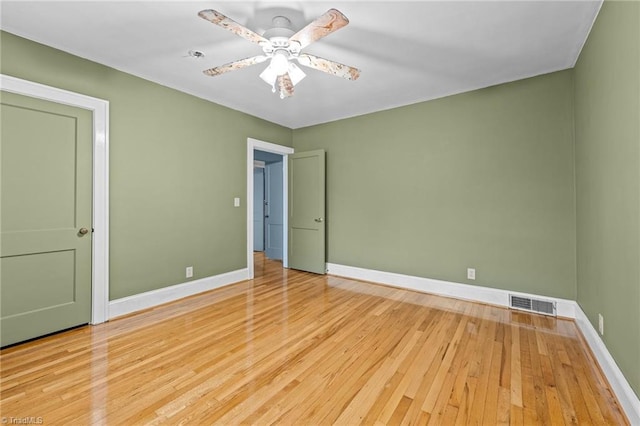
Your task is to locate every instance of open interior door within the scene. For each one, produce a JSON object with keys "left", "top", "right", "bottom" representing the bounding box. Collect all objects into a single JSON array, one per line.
[{"left": 288, "top": 150, "right": 325, "bottom": 274}]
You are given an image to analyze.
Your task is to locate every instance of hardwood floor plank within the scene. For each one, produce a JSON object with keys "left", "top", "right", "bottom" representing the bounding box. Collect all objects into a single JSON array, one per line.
[
  {"left": 0, "top": 253, "right": 629, "bottom": 425},
  {"left": 388, "top": 395, "right": 413, "bottom": 425},
  {"left": 467, "top": 306, "right": 497, "bottom": 423},
  {"left": 453, "top": 376, "right": 478, "bottom": 426},
  {"left": 540, "top": 355, "right": 565, "bottom": 425},
  {"left": 496, "top": 386, "right": 511, "bottom": 425},
  {"left": 482, "top": 341, "right": 504, "bottom": 425},
  {"left": 526, "top": 320, "right": 551, "bottom": 425},
  {"left": 510, "top": 322, "right": 524, "bottom": 409}
]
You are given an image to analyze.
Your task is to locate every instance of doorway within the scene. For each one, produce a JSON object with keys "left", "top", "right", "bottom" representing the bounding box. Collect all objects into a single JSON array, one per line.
[
  {"left": 246, "top": 138, "right": 294, "bottom": 279},
  {"left": 254, "top": 150, "right": 285, "bottom": 261}
]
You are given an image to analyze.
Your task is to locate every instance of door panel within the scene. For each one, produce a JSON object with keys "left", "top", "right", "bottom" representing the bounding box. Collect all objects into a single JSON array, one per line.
[
  {"left": 265, "top": 161, "right": 283, "bottom": 260},
  {"left": 253, "top": 167, "right": 265, "bottom": 251},
  {"left": 288, "top": 150, "right": 325, "bottom": 274},
  {"left": 2, "top": 104, "right": 77, "bottom": 231},
  {"left": 1, "top": 251, "right": 76, "bottom": 316},
  {"left": 1, "top": 91, "right": 92, "bottom": 347}
]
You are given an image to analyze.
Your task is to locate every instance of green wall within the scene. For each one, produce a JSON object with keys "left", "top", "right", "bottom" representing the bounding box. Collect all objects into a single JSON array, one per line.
[
  {"left": 0, "top": 31, "right": 293, "bottom": 299},
  {"left": 293, "top": 70, "right": 577, "bottom": 299},
  {"left": 574, "top": 0, "right": 640, "bottom": 397}
]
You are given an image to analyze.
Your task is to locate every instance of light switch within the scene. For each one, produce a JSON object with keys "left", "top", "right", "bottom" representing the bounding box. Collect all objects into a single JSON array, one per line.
[{"left": 234, "top": 197, "right": 240, "bottom": 207}]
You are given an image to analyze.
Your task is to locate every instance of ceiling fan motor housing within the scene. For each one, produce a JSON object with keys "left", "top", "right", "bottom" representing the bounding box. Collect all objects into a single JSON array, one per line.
[{"left": 262, "top": 15, "right": 295, "bottom": 40}]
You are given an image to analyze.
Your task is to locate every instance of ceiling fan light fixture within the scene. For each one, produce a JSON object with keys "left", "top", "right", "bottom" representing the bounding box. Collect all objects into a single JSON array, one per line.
[
  {"left": 259, "top": 65, "right": 278, "bottom": 86},
  {"left": 270, "top": 50, "right": 289, "bottom": 76},
  {"left": 287, "top": 62, "right": 306, "bottom": 86},
  {"left": 260, "top": 61, "right": 306, "bottom": 88}
]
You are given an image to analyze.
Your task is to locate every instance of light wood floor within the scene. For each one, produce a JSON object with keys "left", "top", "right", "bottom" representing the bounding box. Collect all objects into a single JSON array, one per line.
[{"left": 1, "top": 253, "right": 628, "bottom": 425}]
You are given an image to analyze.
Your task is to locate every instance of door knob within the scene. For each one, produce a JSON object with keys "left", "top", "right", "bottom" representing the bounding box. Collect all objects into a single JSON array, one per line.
[
  {"left": 314, "top": 218, "right": 324, "bottom": 223},
  {"left": 79, "top": 227, "right": 89, "bottom": 235}
]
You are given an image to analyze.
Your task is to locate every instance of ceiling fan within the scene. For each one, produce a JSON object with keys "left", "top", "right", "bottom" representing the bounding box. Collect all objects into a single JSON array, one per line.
[{"left": 198, "top": 8, "right": 361, "bottom": 99}]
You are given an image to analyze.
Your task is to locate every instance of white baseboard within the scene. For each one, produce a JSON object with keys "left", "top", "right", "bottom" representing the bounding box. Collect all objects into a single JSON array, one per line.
[
  {"left": 109, "top": 268, "right": 249, "bottom": 319},
  {"left": 574, "top": 306, "right": 640, "bottom": 425},
  {"left": 326, "top": 263, "right": 576, "bottom": 317},
  {"left": 326, "top": 262, "right": 640, "bottom": 423}
]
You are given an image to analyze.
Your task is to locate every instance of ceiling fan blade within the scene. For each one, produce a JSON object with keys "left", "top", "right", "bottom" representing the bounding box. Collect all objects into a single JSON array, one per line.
[
  {"left": 289, "top": 9, "right": 349, "bottom": 49},
  {"left": 203, "top": 55, "right": 268, "bottom": 77},
  {"left": 277, "top": 73, "right": 295, "bottom": 98},
  {"left": 199, "top": 9, "right": 268, "bottom": 46},
  {"left": 297, "top": 54, "right": 361, "bottom": 81}
]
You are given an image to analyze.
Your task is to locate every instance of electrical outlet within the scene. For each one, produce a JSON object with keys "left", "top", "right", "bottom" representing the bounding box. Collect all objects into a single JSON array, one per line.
[
  {"left": 234, "top": 197, "right": 240, "bottom": 207},
  {"left": 186, "top": 266, "right": 193, "bottom": 278},
  {"left": 598, "top": 313, "right": 604, "bottom": 335},
  {"left": 467, "top": 268, "right": 476, "bottom": 280}
]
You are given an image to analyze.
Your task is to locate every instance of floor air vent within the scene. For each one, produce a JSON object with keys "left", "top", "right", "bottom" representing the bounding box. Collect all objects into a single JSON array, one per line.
[{"left": 509, "top": 295, "right": 556, "bottom": 316}]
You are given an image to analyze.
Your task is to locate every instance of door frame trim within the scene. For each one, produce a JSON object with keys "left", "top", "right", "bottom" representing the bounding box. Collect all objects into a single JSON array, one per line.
[
  {"left": 1, "top": 74, "right": 110, "bottom": 324},
  {"left": 246, "top": 138, "right": 293, "bottom": 279}
]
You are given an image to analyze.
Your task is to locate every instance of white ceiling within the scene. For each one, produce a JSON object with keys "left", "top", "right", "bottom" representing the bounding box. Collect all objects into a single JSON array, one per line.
[{"left": 1, "top": 1, "right": 601, "bottom": 129}]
